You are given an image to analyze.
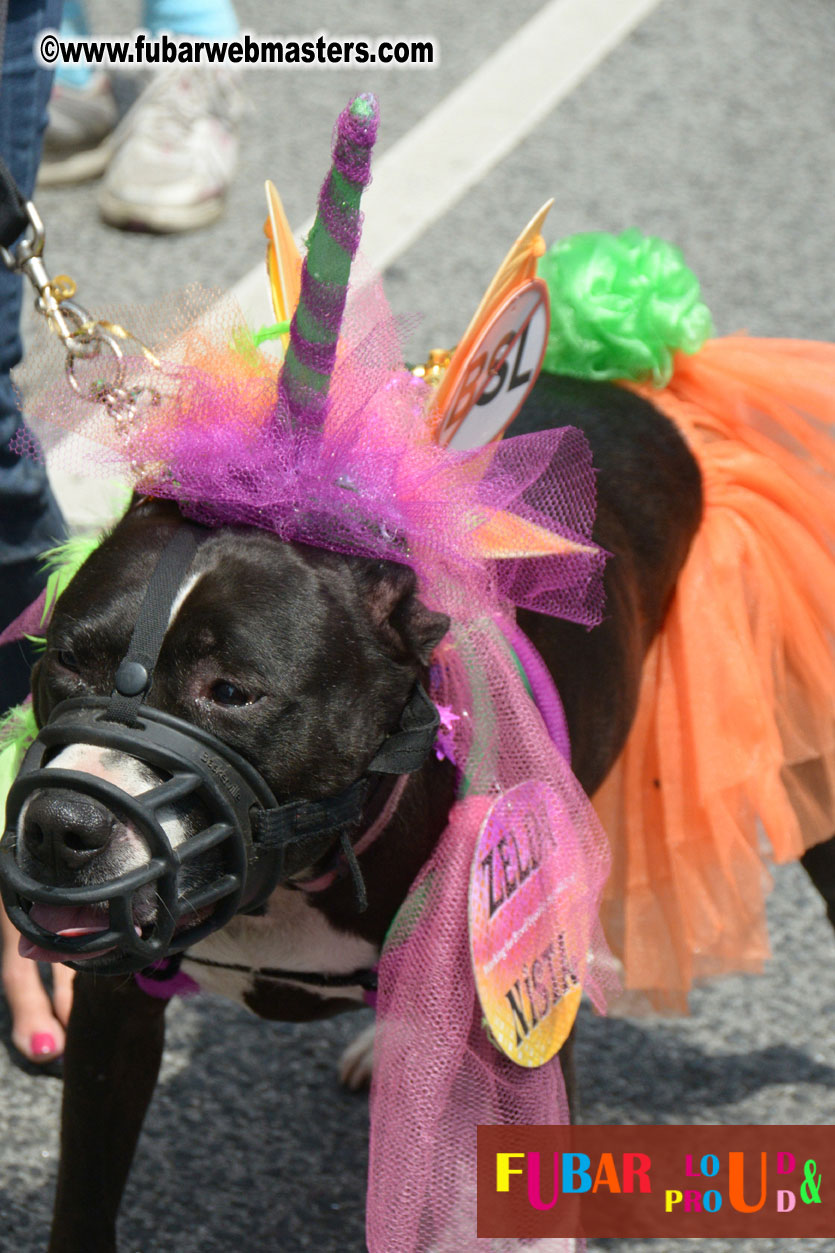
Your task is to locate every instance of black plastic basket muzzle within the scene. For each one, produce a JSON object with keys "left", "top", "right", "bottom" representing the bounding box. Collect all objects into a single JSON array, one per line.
[
  {"left": 0, "top": 523, "right": 440, "bottom": 974},
  {"left": 0, "top": 696, "right": 280, "bottom": 974}
]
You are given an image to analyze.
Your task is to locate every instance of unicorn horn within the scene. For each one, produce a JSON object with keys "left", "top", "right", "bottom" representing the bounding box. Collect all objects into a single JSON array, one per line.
[{"left": 279, "top": 93, "right": 379, "bottom": 424}]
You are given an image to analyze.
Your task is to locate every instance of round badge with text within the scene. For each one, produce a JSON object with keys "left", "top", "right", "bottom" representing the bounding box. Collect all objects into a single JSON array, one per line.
[
  {"left": 468, "top": 780, "right": 591, "bottom": 1068},
  {"left": 438, "top": 278, "right": 549, "bottom": 450}
]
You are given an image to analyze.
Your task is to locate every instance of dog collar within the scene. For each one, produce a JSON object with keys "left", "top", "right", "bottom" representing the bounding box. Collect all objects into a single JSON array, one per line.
[
  {"left": 135, "top": 950, "right": 378, "bottom": 1007},
  {"left": 288, "top": 772, "right": 410, "bottom": 896}
]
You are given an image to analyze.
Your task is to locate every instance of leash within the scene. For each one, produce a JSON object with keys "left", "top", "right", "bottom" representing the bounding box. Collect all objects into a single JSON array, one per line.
[{"left": 0, "top": 150, "right": 161, "bottom": 421}]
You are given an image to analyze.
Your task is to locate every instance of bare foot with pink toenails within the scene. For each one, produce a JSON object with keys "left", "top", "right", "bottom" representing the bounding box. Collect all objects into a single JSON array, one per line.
[{"left": 1, "top": 902, "right": 74, "bottom": 1072}]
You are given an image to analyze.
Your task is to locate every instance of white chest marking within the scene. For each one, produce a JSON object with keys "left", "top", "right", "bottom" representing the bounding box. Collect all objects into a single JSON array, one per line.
[{"left": 183, "top": 886, "right": 378, "bottom": 1010}]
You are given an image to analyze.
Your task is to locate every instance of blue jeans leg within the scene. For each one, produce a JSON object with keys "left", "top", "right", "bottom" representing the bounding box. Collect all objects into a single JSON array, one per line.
[{"left": 1, "top": 0, "right": 66, "bottom": 707}]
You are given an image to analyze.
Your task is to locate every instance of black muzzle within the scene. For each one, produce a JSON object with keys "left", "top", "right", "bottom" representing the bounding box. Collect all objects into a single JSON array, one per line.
[
  {"left": 0, "top": 524, "right": 439, "bottom": 974},
  {"left": 0, "top": 696, "right": 278, "bottom": 973}
]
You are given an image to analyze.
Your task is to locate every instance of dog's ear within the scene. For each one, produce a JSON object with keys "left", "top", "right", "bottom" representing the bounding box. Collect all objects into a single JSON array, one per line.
[{"left": 359, "top": 561, "right": 450, "bottom": 664}]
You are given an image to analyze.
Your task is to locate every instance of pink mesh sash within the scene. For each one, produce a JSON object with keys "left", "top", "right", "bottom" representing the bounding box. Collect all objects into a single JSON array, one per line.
[
  {"left": 368, "top": 621, "right": 617, "bottom": 1253},
  {"left": 369, "top": 797, "right": 578, "bottom": 1253}
]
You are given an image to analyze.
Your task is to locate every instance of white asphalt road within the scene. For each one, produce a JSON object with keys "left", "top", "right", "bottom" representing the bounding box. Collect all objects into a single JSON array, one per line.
[{"left": 2, "top": 1, "right": 835, "bottom": 1251}]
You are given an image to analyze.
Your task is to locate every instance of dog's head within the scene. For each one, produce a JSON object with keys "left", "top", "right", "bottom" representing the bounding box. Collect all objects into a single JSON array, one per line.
[{"left": 3, "top": 498, "right": 449, "bottom": 969}]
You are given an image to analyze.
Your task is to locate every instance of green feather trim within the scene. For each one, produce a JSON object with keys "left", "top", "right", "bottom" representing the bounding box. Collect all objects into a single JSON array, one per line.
[
  {"left": 0, "top": 702, "right": 38, "bottom": 820},
  {"left": 538, "top": 229, "right": 714, "bottom": 387},
  {"left": 40, "top": 532, "right": 107, "bottom": 625}
]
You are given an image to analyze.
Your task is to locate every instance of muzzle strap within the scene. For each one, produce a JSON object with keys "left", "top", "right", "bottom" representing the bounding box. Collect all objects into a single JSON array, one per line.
[
  {"left": 366, "top": 683, "right": 441, "bottom": 774},
  {"left": 251, "top": 777, "right": 370, "bottom": 880},
  {"left": 109, "top": 525, "right": 203, "bottom": 726},
  {"left": 249, "top": 682, "right": 440, "bottom": 910}
]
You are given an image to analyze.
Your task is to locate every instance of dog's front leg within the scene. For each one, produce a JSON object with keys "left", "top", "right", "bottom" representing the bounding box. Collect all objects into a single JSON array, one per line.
[{"left": 49, "top": 972, "right": 167, "bottom": 1253}]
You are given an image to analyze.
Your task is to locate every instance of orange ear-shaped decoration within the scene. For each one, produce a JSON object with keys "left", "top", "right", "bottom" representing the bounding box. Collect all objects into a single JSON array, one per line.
[
  {"left": 264, "top": 179, "right": 302, "bottom": 342},
  {"left": 470, "top": 511, "right": 597, "bottom": 561},
  {"left": 431, "top": 201, "right": 553, "bottom": 449}
]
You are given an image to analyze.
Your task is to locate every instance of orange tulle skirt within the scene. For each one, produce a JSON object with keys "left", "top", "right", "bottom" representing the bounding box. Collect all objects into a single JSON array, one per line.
[{"left": 593, "top": 338, "right": 835, "bottom": 1011}]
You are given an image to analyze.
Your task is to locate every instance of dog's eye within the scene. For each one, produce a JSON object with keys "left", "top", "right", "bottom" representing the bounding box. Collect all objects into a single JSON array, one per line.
[
  {"left": 209, "top": 680, "right": 251, "bottom": 707},
  {"left": 56, "top": 649, "right": 80, "bottom": 673}
]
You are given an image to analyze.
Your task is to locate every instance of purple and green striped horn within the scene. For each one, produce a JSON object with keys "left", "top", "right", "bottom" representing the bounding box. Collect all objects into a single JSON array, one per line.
[{"left": 279, "top": 92, "right": 379, "bottom": 424}]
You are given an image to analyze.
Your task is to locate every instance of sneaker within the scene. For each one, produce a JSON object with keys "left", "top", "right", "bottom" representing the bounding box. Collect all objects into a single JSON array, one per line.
[
  {"left": 38, "top": 74, "right": 118, "bottom": 187},
  {"left": 98, "top": 65, "right": 243, "bottom": 233}
]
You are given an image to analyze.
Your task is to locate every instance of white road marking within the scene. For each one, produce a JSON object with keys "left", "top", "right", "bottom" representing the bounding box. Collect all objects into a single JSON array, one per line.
[{"left": 231, "top": 0, "right": 664, "bottom": 324}]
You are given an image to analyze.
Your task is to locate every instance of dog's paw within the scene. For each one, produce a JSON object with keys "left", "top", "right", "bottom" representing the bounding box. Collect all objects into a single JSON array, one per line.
[{"left": 339, "top": 1021, "right": 376, "bottom": 1091}]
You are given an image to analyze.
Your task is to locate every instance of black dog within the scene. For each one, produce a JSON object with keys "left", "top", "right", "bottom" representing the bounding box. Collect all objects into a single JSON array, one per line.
[{"left": 12, "top": 373, "right": 835, "bottom": 1251}]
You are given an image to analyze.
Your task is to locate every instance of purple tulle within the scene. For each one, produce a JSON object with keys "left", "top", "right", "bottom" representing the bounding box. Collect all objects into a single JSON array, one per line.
[
  {"left": 0, "top": 591, "right": 47, "bottom": 647},
  {"left": 13, "top": 279, "right": 606, "bottom": 630},
  {"left": 498, "top": 614, "right": 571, "bottom": 762}
]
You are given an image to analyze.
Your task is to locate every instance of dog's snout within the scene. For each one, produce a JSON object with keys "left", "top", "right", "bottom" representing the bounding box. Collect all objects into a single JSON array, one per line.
[{"left": 23, "top": 790, "right": 116, "bottom": 871}]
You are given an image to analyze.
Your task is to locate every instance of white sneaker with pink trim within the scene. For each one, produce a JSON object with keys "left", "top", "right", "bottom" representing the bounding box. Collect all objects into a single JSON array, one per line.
[
  {"left": 98, "top": 65, "right": 243, "bottom": 233},
  {"left": 39, "top": 74, "right": 118, "bottom": 187}
]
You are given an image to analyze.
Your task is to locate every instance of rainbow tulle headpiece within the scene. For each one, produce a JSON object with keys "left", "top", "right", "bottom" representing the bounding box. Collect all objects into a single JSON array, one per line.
[{"left": 16, "top": 93, "right": 605, "bottom": 628}]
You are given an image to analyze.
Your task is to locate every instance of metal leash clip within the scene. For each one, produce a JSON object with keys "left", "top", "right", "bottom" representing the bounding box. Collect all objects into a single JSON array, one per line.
[{"left": 0, "top": 197, "right": 160, "bottom": 423}]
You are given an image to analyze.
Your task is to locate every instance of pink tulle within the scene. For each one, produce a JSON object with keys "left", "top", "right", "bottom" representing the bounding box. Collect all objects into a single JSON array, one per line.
[
  {"left": 369, "top": 798, "right": 576, "bottom": 1253},
  {"left": 367, "top": 621, "right": 617, "bottom": 1253}
]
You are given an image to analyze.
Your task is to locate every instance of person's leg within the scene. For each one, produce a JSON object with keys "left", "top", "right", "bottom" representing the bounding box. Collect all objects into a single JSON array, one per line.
[
  {"left": 144, "top": 0, "right": 238, "bottom": 39},
  {"left": 53, "top": 0, "right": 92, "bottom": 88},
  {"left": 0, "top": 0, "right": 65, "bottom": 701},
  {"left": 39, "top": 0, "right": 118, "bottom": 187},
  {"left": 1, "top": 907, "right": 74, "bottom": 1063},
  {"left": 99, "top": 0, "right": 242, "bottom": 232},
  {"left": 1, "top": 0, "right": 73, "bottom": 1066}
]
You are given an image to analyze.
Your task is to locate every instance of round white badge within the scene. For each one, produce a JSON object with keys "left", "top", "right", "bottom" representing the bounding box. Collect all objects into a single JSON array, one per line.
[
  {"left": 468, "top": 780, "right": 591, "bottom": 1068},
  {"left": 438, "top": 278, "right": 550, "bottom": 450}
]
